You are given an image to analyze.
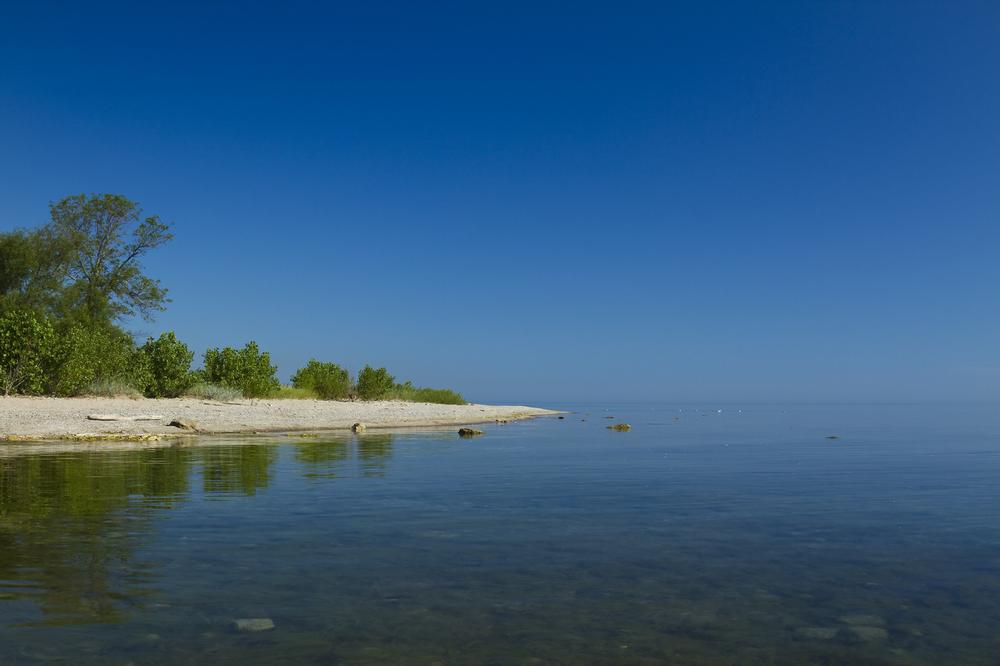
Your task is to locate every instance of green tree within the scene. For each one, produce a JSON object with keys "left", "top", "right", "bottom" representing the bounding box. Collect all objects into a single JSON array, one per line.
[
  {"left": 47, "top": 193, "right": 172, "bottom": 323},
  {"left": 0, "top": 229, "right": 71, "bottom": 316},
  {"left": 356, "top": 365, "right": 395, "bottom": 400},
  {"left": 0, "top": 310, "right": 56, "bottom": 395},
  {"left": 291, "top": 359, "right": 353, "bottom": 399},
  {"left": 202, "top": 341, "right": 279, "bottom": 399},
  {"left": 140, "top": 331, "right": 194, "bottom": 397}
]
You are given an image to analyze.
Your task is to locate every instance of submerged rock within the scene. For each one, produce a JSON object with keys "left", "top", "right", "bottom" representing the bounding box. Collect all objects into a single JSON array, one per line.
[
  {"left": 607, "top": 423, "right": 632, "bottom": 431},
  {"left": 848, "top": 625, "right": 888, "bottom": 641},
  {"left": 795, "top": 626, "right": 839, "bottom": 640},
  {"left": 458, "top": 428, "right": 484, "bottom": 437},
  {"left": 233, "top": 618, "right": 275, "bottom": 632},
  {"left": 840, "top": 613, "right": 885, "bottom": 626}
]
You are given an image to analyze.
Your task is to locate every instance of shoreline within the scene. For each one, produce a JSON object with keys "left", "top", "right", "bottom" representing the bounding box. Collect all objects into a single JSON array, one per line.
[{"left": 0, "top": 396, "right": 561, "bottom": 443}]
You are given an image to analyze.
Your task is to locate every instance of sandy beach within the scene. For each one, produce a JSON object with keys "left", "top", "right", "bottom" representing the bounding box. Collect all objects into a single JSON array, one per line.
[{"left": 0, "top": 396, "right": 559, "bottom": 441}]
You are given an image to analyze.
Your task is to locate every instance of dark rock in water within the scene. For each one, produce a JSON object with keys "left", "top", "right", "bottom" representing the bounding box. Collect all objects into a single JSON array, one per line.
[
  {"left": 826, "top": 435, "right": 839, "bottom": 440},
  {"left": 351, "top": 422, "right": 366, "bottom": 433},
  {"left": 557, "top": 416, "right": 565, "bottom": 420},
  {"left": 168, "top": 418, "right": 198, "bottom": 431},
  {"left": 607, "top": 423, "right": 632, "bottom": 432},
  {"left": 458, "top": 428, "right": 484, "bottom": 437},
  {"left": 233, "top": 618, "right": 274, "bottom": 632},
  {"left": 604, "top": 416, "right": 615, "bottom": 419}
]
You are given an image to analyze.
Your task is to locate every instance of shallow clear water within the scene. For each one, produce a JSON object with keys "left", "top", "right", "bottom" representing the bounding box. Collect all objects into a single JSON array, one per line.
[{"left": 1, "top": 403, "right": 999, "bottom": 664}]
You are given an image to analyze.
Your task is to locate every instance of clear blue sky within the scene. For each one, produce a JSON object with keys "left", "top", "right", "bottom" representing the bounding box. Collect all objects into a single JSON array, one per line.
[{"left": 1, "top": 1, "right": 997, "bottom": 404}]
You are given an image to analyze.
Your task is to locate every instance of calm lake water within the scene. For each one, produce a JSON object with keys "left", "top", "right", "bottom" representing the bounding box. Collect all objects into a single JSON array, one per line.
[{"left": 1, "top": 403, "right": 998, "bottom": 664}]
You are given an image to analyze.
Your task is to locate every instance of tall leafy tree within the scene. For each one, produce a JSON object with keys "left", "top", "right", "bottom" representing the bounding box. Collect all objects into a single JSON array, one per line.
[{"left": 47, "top": 194, "right": 173, "bottom": 323}]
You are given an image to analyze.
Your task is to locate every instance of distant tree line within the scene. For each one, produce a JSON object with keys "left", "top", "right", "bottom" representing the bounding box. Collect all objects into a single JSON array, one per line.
[{"left": 0, "top": 194, "right": 465, "bottom": 404}]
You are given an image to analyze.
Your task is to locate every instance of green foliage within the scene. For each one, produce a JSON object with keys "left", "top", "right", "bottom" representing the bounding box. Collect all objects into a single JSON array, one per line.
[
  {"left": 291, "top": 360, "right": 352, "bottom": 400},
  {"left": 84, "top": 378, "right": 144, "bottom": 398},
  {"left": 356, "top": 365, "right": 395, "bottom": 400},
  {"left": 48, "top": 324, "right": 150, "bottom": 397},
  {"left": 139, "top": 331, "right": 194, "bottom": 397},
  {"left": 48, "top": 194, "right": 172, "bottom": 323},
  {"left": 0, "top": 310, "right": 56, "bottom": 395},
  {"left": 0, "top": 194, "right": 172, "bottom": 326},
  {"left": 387, "top": 381, "right": 466, "bottom": 405},
  {"left": 272, "top": 385, "right": 318, "bottom": 399},
  {"left": 201, "top": 341, "right": 279, "bottom": 399},
  {"left": 183, "top": 382, "right": 243, "bottom": 402}
]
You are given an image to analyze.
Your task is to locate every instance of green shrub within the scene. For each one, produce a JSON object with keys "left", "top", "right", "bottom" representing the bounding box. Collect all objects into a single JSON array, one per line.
[
  {"left": 388, "top": 382, "right": 466, "bottom": 405},
  {"left": 291, "top": 360, "right": 352, "bottom": 400},
  {"left": 201, "top": 341, "right": 280, "bottom": 399},
  {"left": 48, "top": 324, "right": 150, "bottom": 396},
  {"left": 0, "top": 310, "right": 56, "bottom": 395},
  {"left": 140, "top": 331, "right": 194, "bottom": 397},
  {"left": 272, "top": 385, "right": 319, "bottom": 399},
  {"left": 356, "top": 365, "right": 395, "bottom": 400},
  {"left": 84, "top": 378, "right": 144, "bottom": 398},
  {"left": 183, "top": 381, "right": 243, "bottom": 402}
]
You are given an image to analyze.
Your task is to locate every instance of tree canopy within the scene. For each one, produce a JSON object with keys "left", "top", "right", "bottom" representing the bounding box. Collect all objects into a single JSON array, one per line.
[{"left": 0, "top": 193, "right": 172, "bottom": 324}]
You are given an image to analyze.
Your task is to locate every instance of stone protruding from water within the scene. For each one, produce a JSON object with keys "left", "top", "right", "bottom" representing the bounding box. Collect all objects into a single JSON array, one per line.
[
  {"left": 168, "top": 418, "right": 199, "bottom": 431},
  {"left": 458, "top": 428, "right": 484, "bottom": 437},
  {"left": 351, "top": 422, "right": 366, "bottom": 433},
  {"left": 607, "top": 423, "right": 632, "bottom": 431}
]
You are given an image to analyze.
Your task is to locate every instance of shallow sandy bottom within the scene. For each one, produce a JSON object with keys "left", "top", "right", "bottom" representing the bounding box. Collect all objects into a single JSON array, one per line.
[{"left": 0, "top": 396, "right": 559, "bottom": 441}]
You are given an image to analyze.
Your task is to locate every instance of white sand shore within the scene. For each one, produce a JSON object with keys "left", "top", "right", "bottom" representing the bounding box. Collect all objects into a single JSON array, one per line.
[{"left": 0, "top": 396, "right": 559, "bottom": 441}]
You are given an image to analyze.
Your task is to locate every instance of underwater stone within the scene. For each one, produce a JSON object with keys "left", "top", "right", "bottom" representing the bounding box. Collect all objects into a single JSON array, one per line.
[
  {"left": 795, "top": 627, "right": 839, "bottom": 640},
  {"left": 233, "top": 618, "right": 275, "bottom": 632}
]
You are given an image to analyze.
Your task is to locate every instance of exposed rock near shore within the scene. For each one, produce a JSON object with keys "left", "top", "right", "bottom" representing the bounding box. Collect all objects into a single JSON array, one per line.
[{"left": 0, "top": 396, "right": 559, "bottom": 441}]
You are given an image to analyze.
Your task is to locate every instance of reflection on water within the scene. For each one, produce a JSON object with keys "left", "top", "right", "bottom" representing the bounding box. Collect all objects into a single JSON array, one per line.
[{"left": 1, "top": 405, "right": 999, "bottom": 665}]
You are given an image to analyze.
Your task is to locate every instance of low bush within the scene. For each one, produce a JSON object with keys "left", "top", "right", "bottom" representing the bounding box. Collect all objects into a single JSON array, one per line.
[
  {"left": 48, "top": 324, "right": 150, "bottom": 396},
  {"left": 84, "top": 378, "right": 144, "bottom": 398},
  {"left": 356, "top": 365, "right": 394, "bottom": 400},
  {"left": 272, "top": 385, "right": 318, "bottom": 399},
  {"left": 183, "top": 382, "right": 243, "bottom": 402},
  {"left": 140, "top": 331, "right": 194, "bottom": 397},
  {"left": 291, "top": 360, "right": 352, "bottom": 400},
  {"left": 201, "top": 341, "right": 280, "bottom": 399},
  {"left": 0, "top": 310, "right": 56, "bottom": 395},
  {"left": 393, "top": 385, "right": 466, "bottom": 405}
]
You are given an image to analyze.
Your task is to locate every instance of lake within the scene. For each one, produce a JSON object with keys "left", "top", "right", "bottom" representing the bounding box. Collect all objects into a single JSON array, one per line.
[{"left": 1, "top": 403, "right": 998, "bottom": 664}]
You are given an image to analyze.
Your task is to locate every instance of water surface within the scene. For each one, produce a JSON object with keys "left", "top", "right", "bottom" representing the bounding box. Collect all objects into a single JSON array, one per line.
[{"left": 1, "top": 403, "right": 998, "bottom": 664}]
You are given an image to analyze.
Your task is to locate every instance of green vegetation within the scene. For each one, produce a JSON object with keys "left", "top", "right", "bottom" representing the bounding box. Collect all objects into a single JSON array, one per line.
[
  {"left": 200, "top": 342, "right": 280, "bottom": 399},
  {"left": 387, "top": 382, "right": 466, "bottom": 405},
  {"left": 356, "top": 365, "right": 395, "bottom": 400},
  {"left": 0, "top": 309, "right": 55, "bottom": 395},
  {"left": 292, "top": 360, "right": 352, "bottom": 399},
  {"left": 272, "top": 385, "right": 319, "bottom": 400},
  {"left": 139, "top": 332, "right": 194, "bottom": 398},
  {"left": 0, "top": 194, "right": 468, "bottom": 404},
  {"left": 183, "top": 382, "right": 243, "bottom": 402},
  {"left": 49, "top": 323, "right": 150, "bottom": 397},
  {"left": 84, "top": 378, "right": 144, "bottom": 398}
]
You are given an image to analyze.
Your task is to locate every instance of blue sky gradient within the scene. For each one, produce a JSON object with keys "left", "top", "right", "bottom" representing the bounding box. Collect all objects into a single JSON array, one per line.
[{"left": 1, "top": 1, "right": 997, "bottom": 403}]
